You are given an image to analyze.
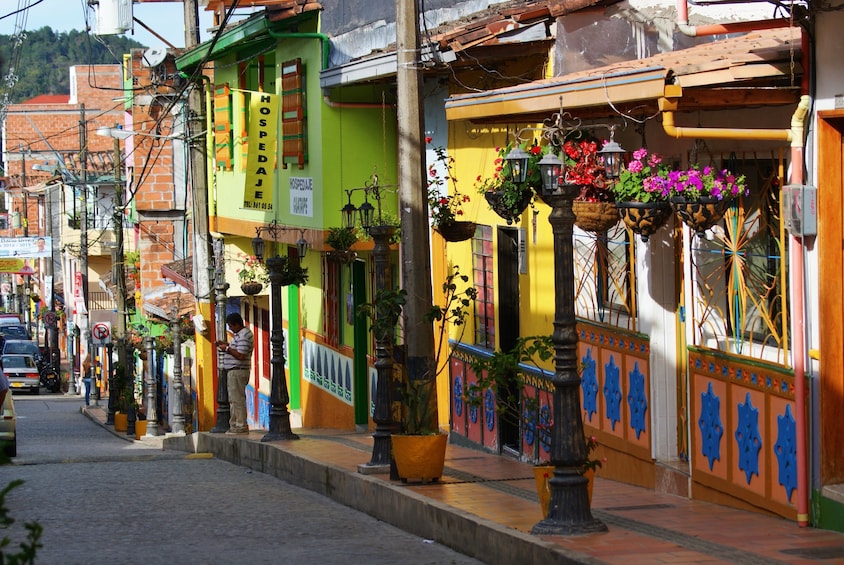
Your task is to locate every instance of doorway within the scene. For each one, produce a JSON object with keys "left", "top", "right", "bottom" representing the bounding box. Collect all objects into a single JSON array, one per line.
[{"left": 497, "top": 226, "right": 521, "bottom": 454}]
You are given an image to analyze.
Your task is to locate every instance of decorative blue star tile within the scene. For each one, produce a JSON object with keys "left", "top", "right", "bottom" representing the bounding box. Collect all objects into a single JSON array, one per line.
[
  {"left": 603, "top": 357, "right": 622, "bottom": 431},
  {"left": 539, "top": 403, "right": 552, "bottom": 455},
  {"left": 774, "top": 404, "right": 797, "bottom": 502},
  {"left": 734, "top": 393, "right": 762, "bottom": 484},
  {"left": 580, "top": 349, "right": 598, "bottom": 421},
  {"left": 698, "top": 382, "right": 724, "bottom": 471},
  {"left": 484, "top": 388, "right": 496, "bottom": 432},
  {"left": 627, "top": 362, "right": 648, "bottom": 439},
  {"left": 453, "top": 376, "right": 463, "bottom": 417},
  {"left": 523, "top": 405, "right": 537, "bottom": 447},
  {"left": 468, "top": 387, "right": 479, "bottom": 424}
]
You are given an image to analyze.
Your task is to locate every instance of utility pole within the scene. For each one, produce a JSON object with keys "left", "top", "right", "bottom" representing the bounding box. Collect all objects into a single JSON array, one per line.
[
  {"left": 183, "top": 1, "right": 211, "bottom": 312},
  {"left": 396, "top": 0, "right": 437, "bottom": 427},
  {"left": 79, "top": 106, "right": 91, "bottom": 403},
  {"left": 184, "top": 0, "right": 215, "bottom": 430},
  {"left": 111, "top": 125, "right": 128, "bottom": 425}
]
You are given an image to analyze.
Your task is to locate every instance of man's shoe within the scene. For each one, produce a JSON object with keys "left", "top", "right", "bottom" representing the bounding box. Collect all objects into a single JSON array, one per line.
[{"left": 225, "top": 428, "right": 248, "bottom": 435}]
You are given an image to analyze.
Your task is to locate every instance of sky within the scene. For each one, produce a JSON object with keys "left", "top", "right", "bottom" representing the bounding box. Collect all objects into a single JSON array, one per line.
[{"left": 0, "top": 0, "right": 217, "bottom": 50}]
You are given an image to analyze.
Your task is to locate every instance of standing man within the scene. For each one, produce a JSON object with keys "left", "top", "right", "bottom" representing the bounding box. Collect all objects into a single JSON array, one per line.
[{"left": 216, "top": 313, "right": 254, "bottom": 434}]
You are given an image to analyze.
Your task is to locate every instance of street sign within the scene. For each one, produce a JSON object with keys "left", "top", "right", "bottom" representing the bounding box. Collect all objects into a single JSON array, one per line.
[
  {"left": 92, "top": 322, "right": 111, "bottom": 345},
  {"left": 44, "top": 311, "right": 58, "bottom": 327}
]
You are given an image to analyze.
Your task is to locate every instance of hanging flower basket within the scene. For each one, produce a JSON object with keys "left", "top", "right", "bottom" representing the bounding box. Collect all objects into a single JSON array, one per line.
[
  {"left": 326, "top": 250, "right": 358, "bottom": 264},
  {"left": 241, "top": 281, "right": 263, "bottom": 295},
  {"left": 616, "top": 201, "right": 672, "bottom": 242},
  {"left": 434, "top": 220, "right": 477, "bottom": 242},
  {"left": 670, "top": 196, "right": 732, "bottom": 233},
  {"left": 484, "top": 188, "right": 534, "bottom": 225},
  {"left": 573, "top": 201, "right": 619, "bottom": 233}
]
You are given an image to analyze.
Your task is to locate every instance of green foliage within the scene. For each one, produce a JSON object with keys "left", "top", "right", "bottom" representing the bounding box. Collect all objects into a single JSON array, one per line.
[
  {"left": 325, "top": 227, "right": 359, "bottom": 251},
  {"left": 0, "top": 27, "right": 145, "bottom": 104},
  {"left": 358, "top": 288, "right": 406, "bottom": 344},
  {"left": 0, "top": 479, "right": 43, "bottom": 563}
]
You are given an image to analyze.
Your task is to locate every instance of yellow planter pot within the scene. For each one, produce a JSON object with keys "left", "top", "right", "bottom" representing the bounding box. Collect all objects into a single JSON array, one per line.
[
  {"left": 114, "top": 412, "right": 127, "bottom": 432},
  {"left": 392, "top": 434, "right": 448, "bottom": 483},
  {"left": 534, "top": 466, "right": 595, "bottom": 518},
  {"left": 135, "top": 420, "right": 147, "bottom": 439}
]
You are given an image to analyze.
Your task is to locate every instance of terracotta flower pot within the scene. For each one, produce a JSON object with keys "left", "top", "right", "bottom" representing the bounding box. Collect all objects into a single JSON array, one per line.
[{"left": 392, "top": 433, "right": 448, "bottom": 483}]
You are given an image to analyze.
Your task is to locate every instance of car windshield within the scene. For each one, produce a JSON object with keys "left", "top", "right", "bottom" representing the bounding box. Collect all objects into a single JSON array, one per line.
[
  {"left": 2, "top": 356, "right": 36, "bottom": 369},
  {"left": 0, "top": 327, "right": 28, "bottom": 338},
  {"left": 4, "top": 342, "right": 37, "bottom": 355}
]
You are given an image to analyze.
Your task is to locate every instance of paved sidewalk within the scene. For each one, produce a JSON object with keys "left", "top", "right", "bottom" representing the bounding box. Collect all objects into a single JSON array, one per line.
[{"left": 82, "top": 406, "right": 844, "bottom": 564}]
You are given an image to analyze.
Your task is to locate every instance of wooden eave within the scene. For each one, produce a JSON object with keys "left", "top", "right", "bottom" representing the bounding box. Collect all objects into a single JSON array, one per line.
[{"left": 445, "top": 26, "right": 803, "bottom": 123}]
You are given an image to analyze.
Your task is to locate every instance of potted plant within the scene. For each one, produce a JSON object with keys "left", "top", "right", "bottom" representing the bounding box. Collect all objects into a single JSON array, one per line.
[
  {"left": 561, "top": 138, "right": 619, "bottom": 233},
  {"left": 477, "top": 141, "right": 543, "bottom": 225},
  {"left": 236, "top": 253, "right": 270, "bottom": 295},
  {"left": 325, "top": 226, "right": 359, "bottom": 263},
  {"left": 534, "top": 435, "right": 604, "bottom": 516},
  {"left": 272, "top": 256, "right": 309, "bottom": 287},
  {"left": 359, "top": 267, "right": 476, "bottom": 482},
  {"left": 465, "top": 336, "right": 605, "bottom": 513},
  {"left": 662, "top": 165, "right": 748, "bottom": 232},
  {"left": 612, "top": 147, "right": 673, "bottom": 241},
  {"left": 426, "top": 142, "right": 476, "bottom": 242}
]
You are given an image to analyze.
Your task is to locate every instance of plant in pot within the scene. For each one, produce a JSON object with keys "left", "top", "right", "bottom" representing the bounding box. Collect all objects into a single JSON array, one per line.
[
  {"left": 236, "top": 253, "right": 270, "bottom": 295},
  {"left": 325, "top": 226, "right": 359, "bottom": 263},
  {"left": 561, "top": 138, "right": 619, "bottom": 233},
  {"left": 477, "top": 141, "right": 543, "bottom": 225},
  {"left": 359, "top": 266, "right": 476, "bottom": 482},
  {"left": 426, "top": 142, "right": 476, "bottom": 242},
  {"left": 661, "top": 164, "right": 747, "bottom": 233},
  {"left": 465, "top": 336, "right": 605, "bottom": 513},
  {"left": 611, "top": 147, "right": 673, "bottom": 241}
]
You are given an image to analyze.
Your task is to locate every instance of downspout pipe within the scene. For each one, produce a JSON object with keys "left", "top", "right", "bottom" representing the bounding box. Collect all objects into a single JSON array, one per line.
[
  {"left": 676, "top": 0, "right": 790, "bottom": 36},
  {"left": 789, "top": 94, "right": 810, "bottom": 528},
  {"left": 265, "top": 29, "right": 331, "bottom": 70},
  {"left": 660, "top": 93, "right": 812, "bottom": 526}
]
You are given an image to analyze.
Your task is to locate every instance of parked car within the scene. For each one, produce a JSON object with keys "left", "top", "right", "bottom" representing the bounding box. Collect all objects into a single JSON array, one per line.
[
  {"left": 0, "top": 325, "right": 31, "bottom": 341},
  {"left": 2, "top": 340, "right": 44, "bottom": 370},
  {"left": 0, "top": 316, "right": 22, "bottom": 327},
  {"left": 3, "top": 354, "right": 40, "bottom": 394},
  {"left": 0, "top": 392, "right": 16, "bottom": 457}
]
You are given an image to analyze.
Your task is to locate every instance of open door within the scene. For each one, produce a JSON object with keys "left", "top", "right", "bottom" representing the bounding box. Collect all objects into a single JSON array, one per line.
[{"left": 497, "top": 226, "right": 521, "bottom": 455}]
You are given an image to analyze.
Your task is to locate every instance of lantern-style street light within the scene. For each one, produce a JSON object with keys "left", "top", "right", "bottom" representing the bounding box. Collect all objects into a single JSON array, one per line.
[
  {"left": 252, "top": 219, "right": 308, "bottom": 442},
  {"left": 504, "top": 101, "right": 624, "bottom": 535},
  {"left": 343, "top": 173, "right": 399, "bottom": 473}
]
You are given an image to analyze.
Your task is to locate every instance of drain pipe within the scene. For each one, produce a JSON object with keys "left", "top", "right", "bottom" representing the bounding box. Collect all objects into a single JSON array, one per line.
[
  {"left": 788, "top": 95, "right": 810, "bottom": 527},
  {"left": 660, "top": 92, "right": 812, "bottom": 526},
  {"left": 676, "top": 0, "right": 790, "bottom": 36}
]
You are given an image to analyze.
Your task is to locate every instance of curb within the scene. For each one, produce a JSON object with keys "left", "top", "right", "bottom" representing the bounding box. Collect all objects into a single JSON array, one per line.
[{"left": 162, "top": 432, "right": 600, "bottom": 565}]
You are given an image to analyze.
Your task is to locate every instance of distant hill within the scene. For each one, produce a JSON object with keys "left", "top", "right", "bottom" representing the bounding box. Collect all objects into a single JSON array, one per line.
[{"left": 0, "top": 27, "right": 145, "bottom": 104}]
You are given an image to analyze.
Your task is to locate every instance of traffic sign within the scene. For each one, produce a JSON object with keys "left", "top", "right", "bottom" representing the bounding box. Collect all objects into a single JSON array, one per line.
[{"left": 92, "top": 322, "right": 112, "bottom": 345}]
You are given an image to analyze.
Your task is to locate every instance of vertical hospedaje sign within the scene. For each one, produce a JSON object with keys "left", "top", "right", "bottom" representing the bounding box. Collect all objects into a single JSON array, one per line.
[{"left": 243, "top": 92, "right": 279, "bottom": 211}]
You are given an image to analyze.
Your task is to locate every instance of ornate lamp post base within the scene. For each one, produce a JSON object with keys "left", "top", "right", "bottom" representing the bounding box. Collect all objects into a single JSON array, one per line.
[{"left": 531, "top": 471, "right": 607, "bottom": 535}]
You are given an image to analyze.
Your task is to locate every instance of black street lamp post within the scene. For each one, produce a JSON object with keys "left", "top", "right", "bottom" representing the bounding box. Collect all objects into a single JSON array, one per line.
[
  {"left": 502, "top": 115, "right": 622, "bottom": 535},
  {"left": 342, "top": 176, "right": 398, "bottom": 473},
  {"left": 210, "top": 238, "right": 230, "bottom": 433},
  {"left": 253, "top": 220, "right": 308, "bottom": 442},
  {"left": 360, "top": 224, "right": 395, "bottom": 471}
]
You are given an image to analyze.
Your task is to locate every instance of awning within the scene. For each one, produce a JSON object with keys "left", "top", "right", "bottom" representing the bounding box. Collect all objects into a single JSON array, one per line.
[{"left": 445, "top": 26, "right": 802, "bottom": 123}]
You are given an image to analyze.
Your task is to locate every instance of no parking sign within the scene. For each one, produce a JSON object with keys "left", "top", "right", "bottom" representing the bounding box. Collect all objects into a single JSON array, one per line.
[{"left": 92, "top": 322, "right": 111, "bottom": 345}]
